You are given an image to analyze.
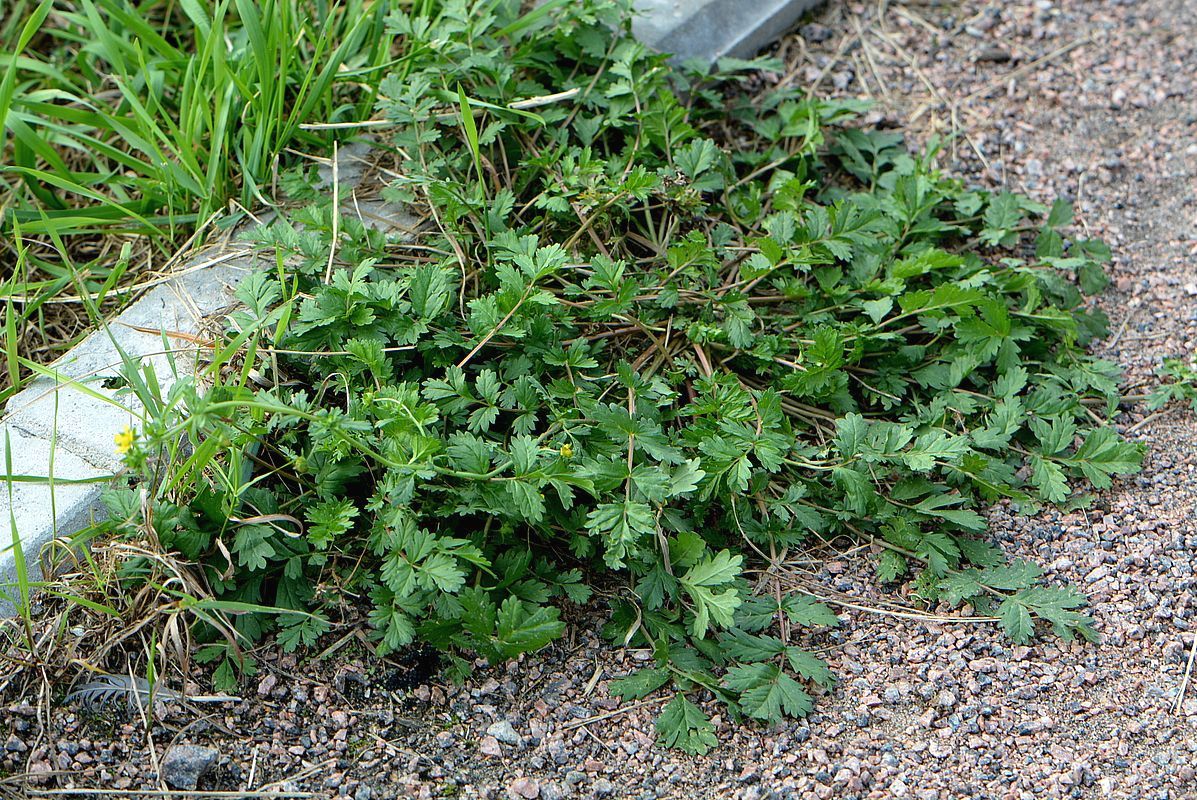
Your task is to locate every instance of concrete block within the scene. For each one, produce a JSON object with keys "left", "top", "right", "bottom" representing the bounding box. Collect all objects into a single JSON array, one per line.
[
  {"left": 633, "top": 0, "right": 824, "bottom": 64},
  {"left": 0, "top": 143, "right": 415, "bottom": 616},
  {"left": 0, "top": 422, "right": 111, "bottom": 615},
  {"left": 2, "top": 168, "right": 414, "bottom": 473},
  {"left": 347, "top": 198, "right": 423, "bottom": 236},
  {"left": 3, "top": 255, "right": 254, "bottom": 470},
  {"left": 318, "top": 139, "right": 377, "bottom": 189}
]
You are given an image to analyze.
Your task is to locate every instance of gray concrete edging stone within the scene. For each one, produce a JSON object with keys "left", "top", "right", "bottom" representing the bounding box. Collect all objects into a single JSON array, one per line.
[
  {"left": 0, "top": 148, "right": 416, "bottom": 614},
  {"left": 632, "top": 0, "right": 824, "bottom": 64},
  {"left": 0, "top": 253, "right": 251, "bottom": 615},
  {"left": 3, "top": 257, "right": 255, "bottom": 472}
]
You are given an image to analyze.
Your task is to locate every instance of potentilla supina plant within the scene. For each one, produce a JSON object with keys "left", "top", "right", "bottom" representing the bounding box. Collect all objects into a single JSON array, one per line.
[{"left": 93, "top": 0, "right": 1148, "bottom": 753}]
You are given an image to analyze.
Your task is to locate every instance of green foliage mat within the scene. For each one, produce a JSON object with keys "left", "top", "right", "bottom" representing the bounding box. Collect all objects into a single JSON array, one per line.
[{"left": 100, "top": 0, "right": 1143, "bottom": 751}]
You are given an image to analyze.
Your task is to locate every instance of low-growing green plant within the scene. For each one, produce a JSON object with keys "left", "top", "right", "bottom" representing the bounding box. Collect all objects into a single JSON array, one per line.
[
  {"left": 1148, "top": 357, "right": 1197, "bottom": 411},
  {"left": 95, "top": 0, "right": 1143, "bottom": 751}
]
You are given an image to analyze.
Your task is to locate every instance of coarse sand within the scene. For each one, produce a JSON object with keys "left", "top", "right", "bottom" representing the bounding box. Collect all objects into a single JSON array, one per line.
[{"left": 3, "top": 2, "right": 1196, "bottom": 798}]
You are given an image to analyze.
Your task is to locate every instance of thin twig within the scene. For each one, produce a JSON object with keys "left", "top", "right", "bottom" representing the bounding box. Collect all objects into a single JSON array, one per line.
[
  {"left": 117, "top": 323, "right": 418, "bottom": 359},
  {"left": 1126, "top": 407, "right": 1177, "bottom": 434},
  {"left": 247, "top": 744, "right": 260, "bottom": 791},
  {"left": 298, "top": 88, "right": 581, "bottom": 130},
  {"left": 1175, "top": 633, "right": 1197, "bottom": 715},
  {"left": 790, "top": 584, "right": 1002, "bottom": 624},
  {"left": 561, "top": 695, "right": 671, "bottom": 730},
  {"left": 323, "top": 140, "right": 340, "bottom": 283},
  {"left": 509, "top": 88, "right": 582, "bottom": 109},
  {"left": 1102, "top": 300, "right": 1142, "bottom": 354},
  {"left": 456, "top": 286, "right": 533, "bottom": 369},
  {"left": 962, "top": 36, "right": 1092, "bottom": 103},
  {"left": 2, "top": 249, "right": 251, "bottom": 306}
]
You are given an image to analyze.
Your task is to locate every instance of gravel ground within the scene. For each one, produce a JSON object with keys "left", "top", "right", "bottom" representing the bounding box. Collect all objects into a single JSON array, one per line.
[{"left": 4, "top": 2, "right": 1197, "bottom": 798}]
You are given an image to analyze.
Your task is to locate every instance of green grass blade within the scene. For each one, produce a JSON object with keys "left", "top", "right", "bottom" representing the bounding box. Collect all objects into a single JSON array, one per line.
[{"left": 0, "top": 0, "right": 53, "bottom": 155}]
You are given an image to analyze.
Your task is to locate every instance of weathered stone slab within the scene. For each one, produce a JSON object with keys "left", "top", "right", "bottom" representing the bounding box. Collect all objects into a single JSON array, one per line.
[
  {"left": 0, "top": 144, "right": 418, "bottom": 613},
  {"left": 633, "top": 0, "right": 824, "bottom": 64},
  {"left": 3, "top": 256, "right": 253, "bottom": 471},
  {"left": 0, "top": 422, "right": 111, "bottom": 615}
]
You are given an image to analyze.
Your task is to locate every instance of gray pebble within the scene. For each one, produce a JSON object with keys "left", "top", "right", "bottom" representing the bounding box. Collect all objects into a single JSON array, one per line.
[
  {"left": 800, "top": 23, "right": 832, "bottom": 43},
  {"left": 935, "top": 690, "right": 958, "bottom": 709},
  {"left": 485, "top": 720, "right": 521, "bottom": 746},
  {"left": 160, "top": 745, "right": 218, "bottom": 791}
]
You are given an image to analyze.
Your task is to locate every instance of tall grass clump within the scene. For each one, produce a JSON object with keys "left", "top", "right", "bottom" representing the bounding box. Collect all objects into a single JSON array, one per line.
[{"left": 0, "top": 0, "right": 396, "bottom": 395}]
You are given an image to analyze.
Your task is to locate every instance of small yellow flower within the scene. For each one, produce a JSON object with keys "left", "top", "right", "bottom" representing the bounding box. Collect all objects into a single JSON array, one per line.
[
  {"left": 559, "top": 443, "right": 574, "bottom": 458},
  {"left": 114, "top": 426, "right": 136, "bottom": 455}
]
